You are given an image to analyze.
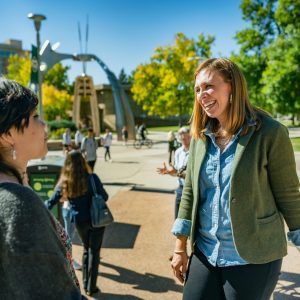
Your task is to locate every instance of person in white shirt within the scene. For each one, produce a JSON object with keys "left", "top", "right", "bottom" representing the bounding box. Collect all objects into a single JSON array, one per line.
[
  {"left": 81, "top": 128, "right": 98, "bottom": 171},
  {"left": 75, "top": 127, "right": 84, "bottom": 149},
  {"left": 102, "top": 128, "right": 113, "bottom": 162},
  {"left": 62, "top": 128, "right": 72, "bottom": 154},
  {"left": 157, "top": 127, "right": 191, "bottom": 218}
]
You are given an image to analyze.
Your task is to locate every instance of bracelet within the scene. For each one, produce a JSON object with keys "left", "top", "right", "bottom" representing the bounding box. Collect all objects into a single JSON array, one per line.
[{"left": 174, "top": 249, "right": 187, "bottom": 254}]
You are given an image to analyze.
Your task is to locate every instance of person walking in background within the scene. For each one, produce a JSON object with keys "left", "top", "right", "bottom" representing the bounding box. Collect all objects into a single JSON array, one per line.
[
  {"left": 75, "top": 126, "right": 84, "bottom": 150},
  {"left": 63, "top": 128, "right": 72, "bottom": 155},
  {"left": 157, "top": 127, "right": 191, "bottom": 219},
  {"left": 102, "top": 128, "right": 113, "bottom": 162},
  {"left": 0, "top": 78, "right": 83, "bottom": 299},
  {"left": 45, "top": 184, "right": 82, "bottom": 270},
  {"left": 45, "top": 151, "right": 109, "bottom": 296},
  {"left": 171, "top": 58, "right": 300, "bottom": 299},
  {"left": 138, "top": 123, "right": 147, "bottom": 142},
  {"left": 81, "top": 128, "right": 98, "bottom": 171},
  {"left": 122, "top": 126, "right": 129, "bottom": 146},
  {"left": 167, "top": 130, "right": 177, "bottom": 166}
]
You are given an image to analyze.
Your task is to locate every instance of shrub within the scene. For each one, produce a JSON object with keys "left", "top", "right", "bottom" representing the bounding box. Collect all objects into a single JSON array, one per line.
[{"left": 47, "top": 119, "right": 76, "bottom": 131}]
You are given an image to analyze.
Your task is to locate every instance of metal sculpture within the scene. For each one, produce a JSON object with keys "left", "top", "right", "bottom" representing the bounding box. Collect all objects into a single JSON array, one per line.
[{"left": 37, "top": 40, "right": 135, "bottom": 140}]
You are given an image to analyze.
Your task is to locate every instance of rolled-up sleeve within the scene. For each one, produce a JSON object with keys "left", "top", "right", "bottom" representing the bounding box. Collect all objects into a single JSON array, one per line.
[
  {"left": 287, "top": 229, "right": 300, "bottom": 251},
  {"left": 171, "top": 218, "right": 192, "bottom": 236}
]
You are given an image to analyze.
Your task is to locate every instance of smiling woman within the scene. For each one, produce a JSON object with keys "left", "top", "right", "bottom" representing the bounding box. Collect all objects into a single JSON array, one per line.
[
  {"left": 171, "top": 58, "right": 300, "bottom": 300},
  {"left": 0, "top": 78, "right": 85, "bottom": 299}
]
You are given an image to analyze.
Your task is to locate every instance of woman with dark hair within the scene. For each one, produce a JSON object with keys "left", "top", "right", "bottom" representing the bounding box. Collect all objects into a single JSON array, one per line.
[
  {"left": 171, "top": 58, "right": 300, "bottom": 299},
  {"left": 0, "top": 78, "right": 83, "bottom": 299},
  {"left": 46, "top": 150, "right": 108, "bottom": 296}
]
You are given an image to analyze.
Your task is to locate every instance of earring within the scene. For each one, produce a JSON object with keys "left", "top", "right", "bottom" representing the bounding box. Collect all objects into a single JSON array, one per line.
[
  {"left": 12, "top": 147, "right": 17, "bottom": 160},
  {"left": 229, "top": 94, "right": 233, "bottom": 103}
]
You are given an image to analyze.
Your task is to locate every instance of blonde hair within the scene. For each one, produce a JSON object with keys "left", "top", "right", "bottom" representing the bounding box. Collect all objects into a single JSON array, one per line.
[{"left": 190, "top": 58, "right": 263, "bottom": 140}]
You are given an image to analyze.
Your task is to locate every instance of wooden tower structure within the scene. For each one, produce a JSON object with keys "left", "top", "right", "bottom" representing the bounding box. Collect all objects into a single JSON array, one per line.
[{"left": 72, "top": 75, "right": 100, "bottom": 136}]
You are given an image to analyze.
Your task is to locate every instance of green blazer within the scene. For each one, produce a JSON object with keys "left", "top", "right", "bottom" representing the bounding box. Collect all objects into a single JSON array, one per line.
[{"left": 178, "top": 114, "right": 300, "bottom": 264}]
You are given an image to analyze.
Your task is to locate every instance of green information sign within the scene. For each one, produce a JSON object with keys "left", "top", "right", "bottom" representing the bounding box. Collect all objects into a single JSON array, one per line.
[{"left": 29, "top": 173, "right": 59, "bottom": 218}]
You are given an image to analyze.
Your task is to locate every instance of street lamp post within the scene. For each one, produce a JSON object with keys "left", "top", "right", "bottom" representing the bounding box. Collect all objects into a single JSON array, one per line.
[{"left": 27, "top": 13, "right": 46, "bottom": 120}]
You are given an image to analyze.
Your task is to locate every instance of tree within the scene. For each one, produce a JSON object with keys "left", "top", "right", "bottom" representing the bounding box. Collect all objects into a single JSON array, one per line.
[
  {"left": 131, "top": 32, "right": 214, "bottom": 123},
  {"left": 43, "top": 84, "right": 73, "bottom": 121},
  {"left": 6, "top": 53, "right": 31, "bottom": 86},
  {"left": 232, "top": 0, "right": 300, "bottom": 120},
  {"left": 261, "top": 0, "right": 300, "bottom": 118},
  {"left": 232, "top": 0, "right": 300, "bottom": 119},
  {"left": 44, "top": 63, "right": 73, "bottom": 94},
  {"left": 118, "top": 68, "right": 133, "bottom": 85},
  {"left": 231, "top": 0, "right": 279, "bottom": 110},
  {"left": 261, "top": 30, "right": 300, "bottom": 118},
  {"left": 6, "top": 55, "right": 74, "bottom": 121}
]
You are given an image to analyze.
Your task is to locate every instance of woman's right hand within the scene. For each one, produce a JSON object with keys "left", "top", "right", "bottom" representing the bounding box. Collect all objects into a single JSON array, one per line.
[
  {"left": 157, "top": 162, "right": 168, "bottom": 175},
  {"left": 171, "top": 251, "right": 189, "bottom": 284}
]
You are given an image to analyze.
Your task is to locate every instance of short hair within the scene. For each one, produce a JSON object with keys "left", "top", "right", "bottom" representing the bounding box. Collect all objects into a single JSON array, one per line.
[
  {"left": 178, "top": 127, "right": 190, "bottom": 134},
  {"left": 0, "top": 77, "right": 38, "bottom": 134},
  {"left": 0, "top": 78, "right": 38, "bottom": 183}
]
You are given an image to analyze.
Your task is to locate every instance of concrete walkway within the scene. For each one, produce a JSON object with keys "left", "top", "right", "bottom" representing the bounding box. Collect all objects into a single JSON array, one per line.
[
  {"left": 53, "top": 130, "right": 300, "bottom": 299},
  {"left": 73, "top": 190, "right": 182, "bottom": 299}
]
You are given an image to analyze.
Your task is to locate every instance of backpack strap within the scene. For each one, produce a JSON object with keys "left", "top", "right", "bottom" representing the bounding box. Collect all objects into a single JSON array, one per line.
[{"left": 89, "top": 174, "right": 98, "bottom": 196}]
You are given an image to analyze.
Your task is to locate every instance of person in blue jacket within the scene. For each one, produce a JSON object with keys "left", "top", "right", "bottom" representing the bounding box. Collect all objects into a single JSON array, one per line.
[{"left": 46, "top": 150, "right": 108, "bottom": 296}]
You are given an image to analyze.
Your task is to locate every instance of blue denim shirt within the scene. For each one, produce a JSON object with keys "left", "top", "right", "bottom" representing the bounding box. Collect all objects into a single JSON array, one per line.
[
  {"left": 171, "top": 126, "right": 300, "bottom": 264},
  {"left": 195, "top": 128, "right": 248, "bottom": 266}
]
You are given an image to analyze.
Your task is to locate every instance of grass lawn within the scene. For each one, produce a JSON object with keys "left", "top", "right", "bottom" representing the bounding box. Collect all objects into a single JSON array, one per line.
[
  {"left": 290, "top": 137, "right": 300, "bottom": 152},
  {"left": 148, "top": 128, "right": 300, "bottom": 152},
  {"left": 148, "top": 126, "right": 181, "bottom": 132}
]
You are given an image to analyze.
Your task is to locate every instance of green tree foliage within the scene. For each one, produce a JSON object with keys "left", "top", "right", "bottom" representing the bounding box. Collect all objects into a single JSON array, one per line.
[
  {"left": 6, "top": 53, "right": 31, "bottom": 86},
  {"left": 118, "top": 68, "right": 133, "bottom": 85},
  {"left": 131, "top": 32, "right": 214, "bottom": 122},
  {"left": 6, "top": 55, "right": 73, "bottom": 121},
  {"left": 262, "top": 0, "right": 300, "bottom": 117},
  {"left": 42, "top": 84, "right": 73, "bottom": 121},
  {"left": 232, "top": 0, "right": 300, "bottom": 118},
  {"left": 231, "top": 0, "right": 279, "bottom": 110},
  {"left": 43, "top": 63, "right": 73, "bottom": 93}
]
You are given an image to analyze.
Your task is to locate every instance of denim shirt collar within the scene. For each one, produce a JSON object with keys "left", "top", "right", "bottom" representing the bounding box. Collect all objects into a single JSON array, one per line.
[{"left": 204, "top": 118, "right": 256, "bottom": 142}]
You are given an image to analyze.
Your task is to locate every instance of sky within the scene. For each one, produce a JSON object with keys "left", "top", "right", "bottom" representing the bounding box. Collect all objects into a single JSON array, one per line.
[{"left": 1, "top": 0, "right": 247, "bottom": 85}]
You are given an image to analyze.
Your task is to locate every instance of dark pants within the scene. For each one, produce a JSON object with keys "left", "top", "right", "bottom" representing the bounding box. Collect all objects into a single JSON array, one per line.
[
  {"left": 87, "top": 160, "right": 96, "bottom": 171},
  {"left": 183, "top": 247, "right": 282, "bottom": 300},
  {"left": 168, "top": 149, "right": 175, "bottom": 165},
  {"left": 104, "top": 146, "right": 111, "bottom": 160},
  {"left": 75, "top": 222, "right": 105, "bottom": 293},
  {"left": 175, "top": 186, "right": 183, "bottom": 219}
]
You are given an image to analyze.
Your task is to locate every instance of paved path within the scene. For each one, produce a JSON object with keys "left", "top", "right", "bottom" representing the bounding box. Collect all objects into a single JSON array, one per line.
[{"left": 49, "top": 130, "right": 300, "bottom": 299}]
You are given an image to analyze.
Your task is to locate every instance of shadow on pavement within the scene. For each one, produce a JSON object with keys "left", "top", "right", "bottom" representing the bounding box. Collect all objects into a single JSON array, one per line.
[
  {"left": 131, "top": 186, "right": 175, "bottom": 194},
  {"left": 273, "top": 271, "right": 300, "bottom": 299},
  {"left": 108, "top": 161, "right": 140, "bottom": 164},
  {"left": 72, "top": 222, "right": 140, "bottom": 249},
  {"left": 103, "top": 182, "right": 142, "bottom": 187},
  {"left": 99, "top": 261, "right": 183, "bottom": 294},
  {"left": 102, "top": 222, "right": 141, "bottom": 249},
  {"left": 90, "top": 292, "right": 142, "bottom": 300}
]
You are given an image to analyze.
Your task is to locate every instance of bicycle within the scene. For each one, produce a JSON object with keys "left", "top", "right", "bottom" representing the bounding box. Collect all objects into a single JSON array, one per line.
[{"left": 134, "top": 138, "right": 153, "bottom": 149}]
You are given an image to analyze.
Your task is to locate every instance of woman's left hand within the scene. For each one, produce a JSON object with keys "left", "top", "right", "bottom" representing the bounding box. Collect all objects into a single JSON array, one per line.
[{"left": 171, "top": 252, "right": 188, "bottom": 284}]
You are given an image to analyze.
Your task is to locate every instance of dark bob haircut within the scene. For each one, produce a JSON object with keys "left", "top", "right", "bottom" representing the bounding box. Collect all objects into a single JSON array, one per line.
[{"left": 0, "top": 77, "right": 38, "bottom": 134}]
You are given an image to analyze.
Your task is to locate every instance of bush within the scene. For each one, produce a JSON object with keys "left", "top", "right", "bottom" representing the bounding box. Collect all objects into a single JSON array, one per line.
[
  {"left": 49, "top": 128, "right": 66, "bottom": 139},
  {"left": 47, "top": 119, "right": 76, "bottom": 131}
]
